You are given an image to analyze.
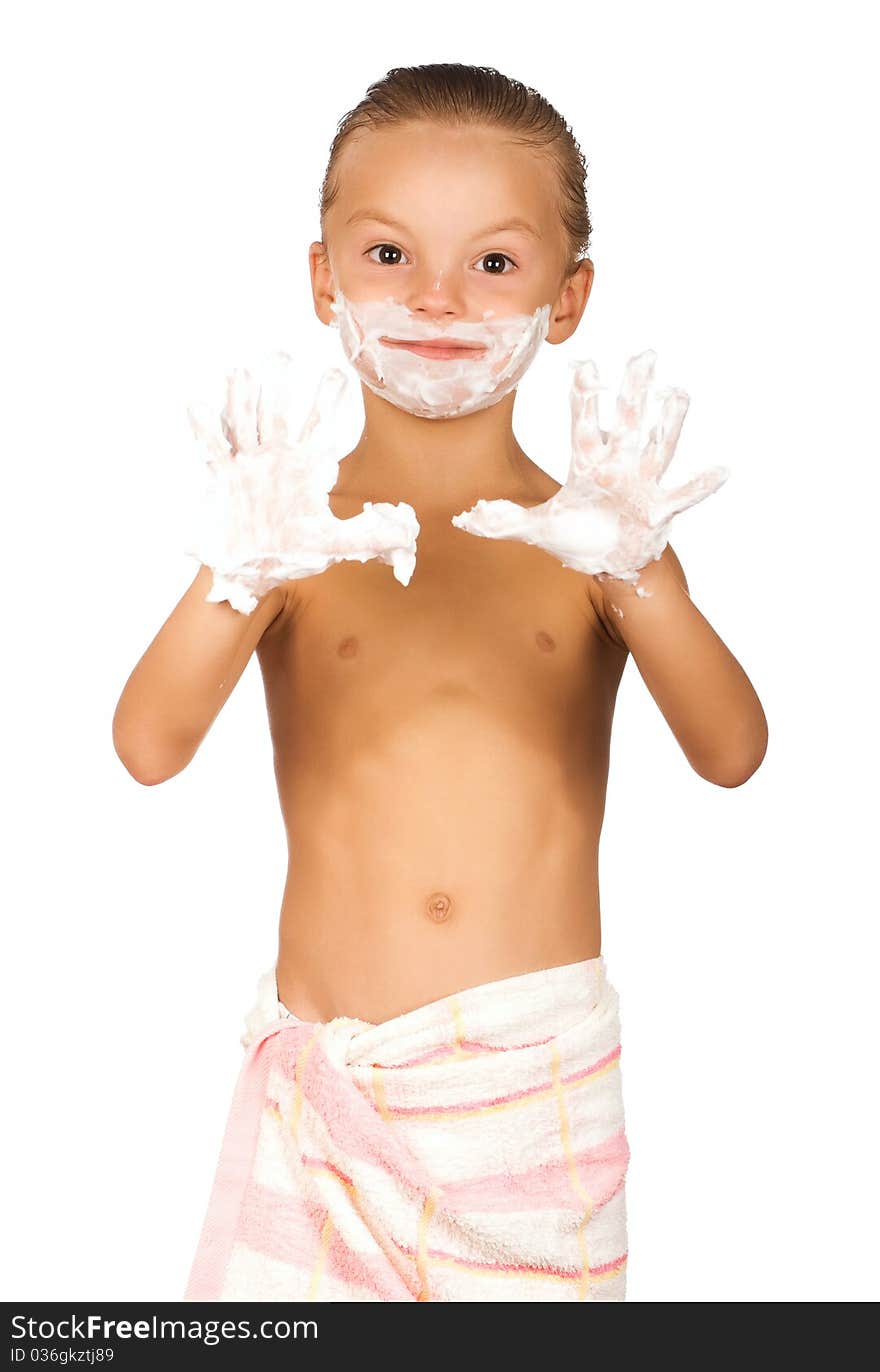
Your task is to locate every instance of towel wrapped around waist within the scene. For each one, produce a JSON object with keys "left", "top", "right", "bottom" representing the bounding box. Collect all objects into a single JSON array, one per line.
[{"left": 185, "top": 955, "right": 630, "bottom": 1302}]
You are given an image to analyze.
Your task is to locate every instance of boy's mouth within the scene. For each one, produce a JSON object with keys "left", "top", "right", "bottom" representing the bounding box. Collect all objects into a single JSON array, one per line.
[{"left": 379, "top": 337, "right": 489, "bottom": 361}]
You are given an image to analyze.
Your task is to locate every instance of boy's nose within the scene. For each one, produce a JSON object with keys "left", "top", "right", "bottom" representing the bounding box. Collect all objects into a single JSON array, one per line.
[{"left": 403, "top": 270, "right": 470, "bottom": 318}]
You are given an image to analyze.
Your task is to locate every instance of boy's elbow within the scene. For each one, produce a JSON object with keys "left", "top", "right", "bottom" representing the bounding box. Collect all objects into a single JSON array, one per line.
[
  {"left": 113, "top": 746, "right": 176, "bottom": 787},
  {"left": 701, "top": 727, "right": 769, "bottom": 789},
  {"left": 709, "top": 761, "right": 759, "bottom": 789},
  {"left": 127, "top": 765, "right": 168, "bottom": 787},
  {"left": 112, "top": 723, "right": 196, "bottom": 787}
]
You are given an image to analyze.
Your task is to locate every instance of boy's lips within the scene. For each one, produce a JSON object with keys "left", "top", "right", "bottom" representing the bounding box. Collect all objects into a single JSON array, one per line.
[{"left": 379, "top": 336, "right": 489, "bottom": 360}]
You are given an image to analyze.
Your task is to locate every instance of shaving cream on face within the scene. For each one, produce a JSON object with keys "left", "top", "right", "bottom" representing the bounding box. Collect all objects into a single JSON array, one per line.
[{"left": 328, "top": 288, "right": 552, "bottom": 420}]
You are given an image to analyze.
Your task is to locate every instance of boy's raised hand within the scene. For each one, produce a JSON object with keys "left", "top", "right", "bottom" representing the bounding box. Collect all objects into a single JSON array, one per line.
[
  {"left": 184, "top": 351, "right": 420, "bottom": 614},
  {"left": 450, "top": 350, "right": 729, "bottom": 586}
]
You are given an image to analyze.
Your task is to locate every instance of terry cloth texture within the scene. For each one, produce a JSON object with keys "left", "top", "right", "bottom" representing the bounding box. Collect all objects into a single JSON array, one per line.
[{"left": 185, "top": 956, "right": 630, "bottom": 1301}]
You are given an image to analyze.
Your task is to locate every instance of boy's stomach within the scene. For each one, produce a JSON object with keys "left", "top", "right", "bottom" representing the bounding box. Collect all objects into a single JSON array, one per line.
[{"left": 272, "top": 707, "right": 609, "bottom": 1024}]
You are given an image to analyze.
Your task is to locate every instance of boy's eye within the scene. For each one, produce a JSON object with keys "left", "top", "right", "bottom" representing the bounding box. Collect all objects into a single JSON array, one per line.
[
  {"left": 474, "top": 252, "right": 517, "bottom": 275},
  {"left": 366, "top": 243, "right": 409, "bottom": 266},
  {"left": 365, "top": 244, "right": 518, "bottom": 274}
]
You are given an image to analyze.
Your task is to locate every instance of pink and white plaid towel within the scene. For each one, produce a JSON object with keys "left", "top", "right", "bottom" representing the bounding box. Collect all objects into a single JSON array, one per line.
[{"left": 185, "top": 956, "right": 630, "bottom": 1301}]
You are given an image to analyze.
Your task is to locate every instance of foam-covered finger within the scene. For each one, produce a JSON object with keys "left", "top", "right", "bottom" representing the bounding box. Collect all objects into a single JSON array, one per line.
[
  {"left": 186, "top": 401, "right": 229, "bottom": 467},
  {"left": 613, "top": 349, "right": 657, "bottom": 439},
  {"left": 256, "top": 350, "right": 296, "bottom": 447},
  {"left": 638, "top": 425, "right": 661, "bottom": 483},
  {"left": 569, "top": 358, "right": 605, "bottom": 458},
  {"left": 389, "top": 546, "right": 416, "bottom": 587},
  {"left": 222, "top": 365, "right": 260, "bottom": 455},
  {"left": 295, "top": 367, "right": 350, "bottom": 454},
  {"left": 450, "top": 497, "right": 530, "bottom": 540},
  {"left": 649, "top": 464, "right": 730, "bottom": 524},
  {"left": 650, "top": 386, "right": 690, "bottom": 479}
]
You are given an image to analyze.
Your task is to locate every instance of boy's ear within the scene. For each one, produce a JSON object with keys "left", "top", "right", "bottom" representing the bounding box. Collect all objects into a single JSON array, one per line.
[
  {"left": 546, "top": 258, "right": 594, "bottom": 346},
  {"left": 577, "top": 258, "right": 595, "bottom": 306},
  {"left": 309, "top": 241, "right": 336, "bottom": 325}
]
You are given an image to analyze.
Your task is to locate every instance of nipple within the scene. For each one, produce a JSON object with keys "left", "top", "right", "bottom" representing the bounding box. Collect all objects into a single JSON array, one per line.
[{"left": 426, "top": 891, "right": 453, "bottom": 922}]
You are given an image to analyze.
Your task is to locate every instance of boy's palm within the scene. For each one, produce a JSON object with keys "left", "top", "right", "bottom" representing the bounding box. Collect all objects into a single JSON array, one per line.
[
  {"left": 185, "top": 352, "right": 420, "bottom": 613},
  {"left": 451, "top": 350, "right": 729, "bottom": 585}
]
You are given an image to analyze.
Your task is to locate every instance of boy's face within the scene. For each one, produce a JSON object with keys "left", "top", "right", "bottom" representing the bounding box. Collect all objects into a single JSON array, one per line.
[{"left": 311, "top": 121, "right": 592, "bottom": 342}]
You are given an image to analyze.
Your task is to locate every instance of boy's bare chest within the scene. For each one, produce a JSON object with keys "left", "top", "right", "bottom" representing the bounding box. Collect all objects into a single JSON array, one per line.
[{"left": 258, "top": 526, "right": 627, "bottom": 749}]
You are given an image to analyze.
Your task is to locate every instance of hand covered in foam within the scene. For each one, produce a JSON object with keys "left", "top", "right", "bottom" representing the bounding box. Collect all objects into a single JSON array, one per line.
[
  {"left": 451, "top": 350, "right": 730, "bottom": 587},
  {"left": 184, "top": 352, "right": 420, "bottom": 613}
]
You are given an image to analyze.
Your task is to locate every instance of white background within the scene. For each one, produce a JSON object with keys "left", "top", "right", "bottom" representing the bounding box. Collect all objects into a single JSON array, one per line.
[{"left": 3, "top": 0, "right": 877, "bottom": 1303}]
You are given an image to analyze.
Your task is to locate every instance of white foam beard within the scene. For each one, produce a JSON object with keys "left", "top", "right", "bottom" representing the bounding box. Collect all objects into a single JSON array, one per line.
[{"left": 328, "top": 288, "right": 552, "bottom": 420}]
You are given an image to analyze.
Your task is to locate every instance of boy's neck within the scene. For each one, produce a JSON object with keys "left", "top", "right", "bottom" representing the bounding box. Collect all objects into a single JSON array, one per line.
[{"left": 335, "top": 386, "right": 533, "bottom": 516}]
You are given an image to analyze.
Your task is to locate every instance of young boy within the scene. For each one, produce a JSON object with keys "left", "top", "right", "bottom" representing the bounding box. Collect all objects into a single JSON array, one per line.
[{"left": 113, "top": 68, "right": 767, "bottom": 1303}]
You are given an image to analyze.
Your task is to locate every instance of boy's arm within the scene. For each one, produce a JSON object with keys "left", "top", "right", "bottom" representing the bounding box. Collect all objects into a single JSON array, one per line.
[
  {"left": 112, "top": 563, "right": 288, "bottom": 787},
  {"left": 590, "top": 543, "right": 768, "bottom": 787}
]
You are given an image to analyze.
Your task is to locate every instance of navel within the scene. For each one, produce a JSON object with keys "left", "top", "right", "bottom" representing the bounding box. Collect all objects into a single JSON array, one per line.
[
  {"left": 535, "top": 629, "right": 556, "bottom": 653},
  {"left": 425, "top": 891, "right": 453, "bottom": 923},
  {"left": 337, "top": 635, "right": 359, "bottom": 659}
]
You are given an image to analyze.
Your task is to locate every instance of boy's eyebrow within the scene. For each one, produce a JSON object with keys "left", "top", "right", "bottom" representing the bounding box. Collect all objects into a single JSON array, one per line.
[{"left": 346, "top": 209, "right": 542, "bottom": 241}]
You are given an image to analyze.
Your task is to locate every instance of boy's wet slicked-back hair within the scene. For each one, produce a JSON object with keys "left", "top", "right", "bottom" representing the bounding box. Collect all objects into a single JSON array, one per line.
[{"left": 319, "top": 63, "right": 592, "bottom": 283}]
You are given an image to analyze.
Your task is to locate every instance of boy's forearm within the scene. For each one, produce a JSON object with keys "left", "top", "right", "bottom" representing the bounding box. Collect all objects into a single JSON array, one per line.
[
  {"left": 112, "top": 563, "right": 286, "bottom": 784},
  {"left": 600, "top": 550, "right": 768, "bottom": 786}
]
